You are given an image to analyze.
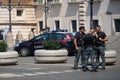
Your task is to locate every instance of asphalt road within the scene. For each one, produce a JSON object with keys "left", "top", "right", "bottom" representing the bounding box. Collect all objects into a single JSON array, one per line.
[{"left": 0, "top": 56, "right": 120, "bottom": 80}]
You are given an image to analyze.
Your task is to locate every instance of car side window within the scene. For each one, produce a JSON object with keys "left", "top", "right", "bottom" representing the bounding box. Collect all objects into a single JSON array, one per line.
[
  {"left": 34, "top": 34, "right": 49, "bottom": 41},
  {"left": 50, "top": 33, "right": 63, "bottom": 40}
]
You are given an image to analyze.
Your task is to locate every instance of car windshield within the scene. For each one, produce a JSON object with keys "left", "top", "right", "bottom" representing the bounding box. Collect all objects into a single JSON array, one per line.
[{"left": 33, "top": 34, "right": 49, "bottom": 41}]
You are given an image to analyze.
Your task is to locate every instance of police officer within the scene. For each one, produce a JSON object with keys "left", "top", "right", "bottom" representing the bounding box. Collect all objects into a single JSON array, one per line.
[
  {"left": 95, "top": 25, "right": 108, "bottom": 70},
  {"left": 83, "top": 28, "right": 98, "bottom": 72},
  {"left": 73, "top": 26, "right": 86, "bottom": 70}
]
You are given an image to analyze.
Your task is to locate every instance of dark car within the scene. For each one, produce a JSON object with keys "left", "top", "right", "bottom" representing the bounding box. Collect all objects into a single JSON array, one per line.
[{"left": 14, "top": 32, "right": 76, "bottom": 56}]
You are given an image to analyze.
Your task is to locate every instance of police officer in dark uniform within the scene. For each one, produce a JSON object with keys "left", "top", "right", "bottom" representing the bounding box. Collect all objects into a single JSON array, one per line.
[
  {"left": 95, "top": 25, "right": 108, "bottom": 70},
  {"left": 83, "top": 28, "right": 98, "bottom": 72},
  {"left": 73, "top": 26, "right": 86, "bottom": 70}
]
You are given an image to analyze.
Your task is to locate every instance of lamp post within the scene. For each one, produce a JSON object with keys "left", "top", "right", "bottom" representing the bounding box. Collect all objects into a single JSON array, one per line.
[
  {"left": 45, "top": 0, "right": 48, "bottom": 30},
  {"left": 89, "top": 0, "right": 93, "bottom": 28},
  {"left": 44, "top": 0, "right": 53, "bottom": 32},
  {"left": 8, "top": 0, "right": 12, "bottom": 32}
]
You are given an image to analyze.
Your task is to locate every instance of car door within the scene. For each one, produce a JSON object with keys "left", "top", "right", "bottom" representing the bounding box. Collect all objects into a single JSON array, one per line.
[{"left": 32, "top": 34, "right": 49, "bottom": 50}]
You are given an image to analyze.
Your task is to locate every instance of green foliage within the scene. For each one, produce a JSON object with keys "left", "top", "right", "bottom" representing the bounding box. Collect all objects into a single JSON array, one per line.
[
  {"left": 43, "top": 41, "right": 61, "bottom": 50},
  {"left": 0, "top": 41, "right": 7, "bottom": 52}
]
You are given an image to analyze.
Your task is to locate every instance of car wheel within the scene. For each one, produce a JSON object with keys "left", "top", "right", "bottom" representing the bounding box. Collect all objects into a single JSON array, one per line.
[{"left": 19, "top": 47, "right": 30, "bottom": 57}]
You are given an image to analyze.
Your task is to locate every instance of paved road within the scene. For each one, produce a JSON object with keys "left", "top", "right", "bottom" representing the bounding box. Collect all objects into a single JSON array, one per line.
[
  {"left": 0, "top": 57, "right": 120, "bottom": 80},
  {"left": 0, "top": 34, "right": 120, "bottom": 80}
]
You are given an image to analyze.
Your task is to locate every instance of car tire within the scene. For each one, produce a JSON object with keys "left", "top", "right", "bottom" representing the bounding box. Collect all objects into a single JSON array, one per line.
[{"left": 19, "top": 47, "right": 30, "bottom": 57}]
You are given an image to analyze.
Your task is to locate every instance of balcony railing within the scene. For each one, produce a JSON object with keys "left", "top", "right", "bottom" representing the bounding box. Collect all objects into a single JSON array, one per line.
[
  {"left": 68, "top": 0, "right": 80, "bottom": 3},
  {"left": 52, "top": 0, "right": 61, "bottom": 4},
  {"left": 35, "top": 0, "right": 61, "bottom": 5},
  {"left": 53, "top": 0, "right": 59, "bottom": 3},
  {"left": 34, "top": 0, "right": 44, "bottom": 5},
  {"left": 79, "top": 0, "right": 103, "bottom": 3}
]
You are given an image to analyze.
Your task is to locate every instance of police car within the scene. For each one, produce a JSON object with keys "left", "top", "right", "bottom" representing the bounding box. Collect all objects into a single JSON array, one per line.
[{"left": 14, "top": 32, "right": 75, "bottom": 56}]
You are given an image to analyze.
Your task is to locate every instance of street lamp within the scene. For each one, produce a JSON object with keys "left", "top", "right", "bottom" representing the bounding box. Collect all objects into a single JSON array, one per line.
[
  {"left": 80, "top": 0, "right": 103, "bottom": 28},
  {"left": 89, "top": 0, "right": 93, "bottom": 28},
  {"left": 44, "top": 0, "right": 53, "bottom": 32},
  {"left": 8, "top": 0, "right": 12, "bottom": 32}
]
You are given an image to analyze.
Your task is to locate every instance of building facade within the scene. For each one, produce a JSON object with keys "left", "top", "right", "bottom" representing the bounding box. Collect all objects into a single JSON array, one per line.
[
  {"left": 36, "top": 0, "right": 120, "bottom": 36},
  {"left": 0, "top": 0, "right": 37, "bottom": 40},
  {"left": 0, "top": 0, "right": 120, "bottom": 41},
  {"left": 35, "top": 0, "right": 80, "bottom": 33},
  {"left": 85, "top": 0, "right": 120, "bottom": 35}
]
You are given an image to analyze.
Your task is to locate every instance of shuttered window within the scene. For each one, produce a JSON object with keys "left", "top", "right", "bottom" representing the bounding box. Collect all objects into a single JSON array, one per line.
[
  {"left": 38, "top": 0, "right": 43, "bottom": 3},
  {"left": 114, "top": 19, "right": 120, "bottom": 32}
]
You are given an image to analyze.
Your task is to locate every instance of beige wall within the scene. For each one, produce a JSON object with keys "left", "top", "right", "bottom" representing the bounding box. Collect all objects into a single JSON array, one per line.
[{"left": 0, "top": 7, "right": 37, "bottom": 41}]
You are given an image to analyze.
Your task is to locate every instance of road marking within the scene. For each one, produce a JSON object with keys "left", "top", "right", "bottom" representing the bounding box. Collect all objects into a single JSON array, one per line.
[
  {"left": 22, "top": 63, "right": 74, "bottom": 66},
  {"left": 0, "top": 65, "right": 116, "bottom": 78},
  {"left": 21, "top": 62, "right": 117, "bottom": 68},
  {"left": 0, "top": 73, "right": 24, "bottom": 78},
  {"left": 5, "top": 67, "right": 44, "bottom": 70},
  {"left": 0, "top": 62, "right": 117, "bottom": 78},
  {"left": 0, "top": 69, "right": 76, "bottom": 78}
]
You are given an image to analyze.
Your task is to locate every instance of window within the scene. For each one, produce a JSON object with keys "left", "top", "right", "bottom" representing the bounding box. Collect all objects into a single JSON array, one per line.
[
  {"left": 71, "top": 20, "right": 77, "bottom": 32},
  {"left": 17, "top": 10, "right": 23, "bottom": 16},
  {"left": 55, "top": 20, "right": 60, "bottom": 30},
  {"left": 93, "top": 20, "right": 98, "bottom": 29},
  {"left": 38, "top": 0, "right": 43, "bottom": 3},
  {"left": 114, "top": 19, "right": 120, "bottom": 32},
  {"left": 34, "top": 34, "right": 49, "bottom": 41},
  {"left": 0, "top": 0, "right": 2, "bottom": 5},
  {"left": 54, "top": 0, "right": 59, "bottom": 3},
  {"left": 50, "top": 33, "right": 63, "bottom": 40},
  {"left": 39, "top": 21, "right": 43, "bottom": 30},
  {"left": 70, "top": 0, "right": 77, "bottom": 2}
]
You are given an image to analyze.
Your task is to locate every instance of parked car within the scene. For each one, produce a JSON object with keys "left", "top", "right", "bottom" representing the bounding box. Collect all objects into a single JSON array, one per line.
[{"left": 14, "top": 32, "right": 76, "bottom": 56}]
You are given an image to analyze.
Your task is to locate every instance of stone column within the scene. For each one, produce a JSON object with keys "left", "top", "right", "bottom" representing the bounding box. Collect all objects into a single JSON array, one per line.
[
  {"left": 5, "top": 32, "right": 13, "bottom": 51},
  {"left": 79, "top": 1, "right": 86, "bottom": 27}
]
